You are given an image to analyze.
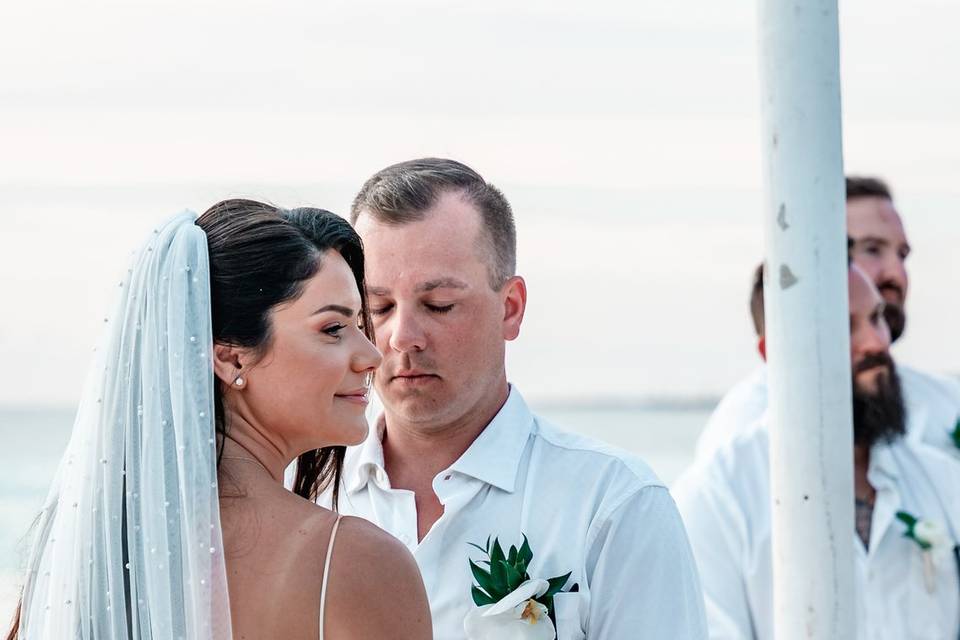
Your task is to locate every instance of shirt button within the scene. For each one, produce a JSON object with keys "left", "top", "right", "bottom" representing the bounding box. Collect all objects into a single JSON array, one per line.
[{"left": 443, "top": 474, "right": 452, "bottom": 481}]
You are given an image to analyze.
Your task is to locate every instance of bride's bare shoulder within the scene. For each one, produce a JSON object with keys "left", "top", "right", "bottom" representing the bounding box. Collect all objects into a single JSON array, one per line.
[{"left": 325, "top": 516, "right": 432, "bottom": 640}]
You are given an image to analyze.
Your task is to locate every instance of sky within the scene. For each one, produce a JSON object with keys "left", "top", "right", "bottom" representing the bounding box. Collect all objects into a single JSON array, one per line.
[{"left": 1, "top": 0, "right": 959, "bottom": 407}]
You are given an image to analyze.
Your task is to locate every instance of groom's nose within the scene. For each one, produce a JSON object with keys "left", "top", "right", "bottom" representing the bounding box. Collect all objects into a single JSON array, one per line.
[{"left": 387, "top": 304, "right": 428, "bottom": 353}]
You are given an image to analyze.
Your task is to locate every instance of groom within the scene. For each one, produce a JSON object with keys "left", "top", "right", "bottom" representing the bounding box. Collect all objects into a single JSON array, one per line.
[{"left": 325, "top": 158, "right": 707, "bottom": 639}]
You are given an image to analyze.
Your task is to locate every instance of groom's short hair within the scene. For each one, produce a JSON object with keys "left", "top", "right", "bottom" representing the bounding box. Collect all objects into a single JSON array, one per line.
[{"left": 350, "top": 158, "right": 517, "bottom": 289}]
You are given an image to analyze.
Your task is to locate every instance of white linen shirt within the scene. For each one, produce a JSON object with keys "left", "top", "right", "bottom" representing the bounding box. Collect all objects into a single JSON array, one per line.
[
  {"left": 323, "top": 387, "right": 708, "bottom": 640},
  {"left": 694, "top": 364, "right": 960, "bottom": 461},
  {"left": 675, "top": 428, "right": 960, "bottom": 639}
]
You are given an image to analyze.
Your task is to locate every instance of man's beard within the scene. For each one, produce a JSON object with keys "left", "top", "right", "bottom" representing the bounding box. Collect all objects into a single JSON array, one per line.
[
  {"left": 883, "top": 302, "right": 906, "bottom": 343},
  {"left": 878, "top": 280, "right": 906, "bottom": 342},
  {"left": 852, "top": 354, "right": 906, "bottom": 448}
]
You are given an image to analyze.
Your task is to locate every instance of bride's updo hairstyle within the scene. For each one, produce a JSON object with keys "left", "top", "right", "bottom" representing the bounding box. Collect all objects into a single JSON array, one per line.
[{"left": 195, "top": 199, "right": 372, "bottom": 504}]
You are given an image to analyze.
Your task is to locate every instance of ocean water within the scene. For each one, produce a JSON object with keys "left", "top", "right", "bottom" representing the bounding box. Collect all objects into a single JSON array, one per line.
[{"left": 0, "top": 404, "right": 711, "bottom": 621}]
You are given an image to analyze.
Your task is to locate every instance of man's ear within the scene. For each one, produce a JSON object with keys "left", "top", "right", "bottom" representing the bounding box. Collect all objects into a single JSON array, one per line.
[
  {"left": 213, "top": 343, "right": 245, "bottom": 387},
  {"left": 502, "top": 276, "right": 527, "bottom": 342},
  {"left": 757, "top": 336, "right": 767, "bottom": 362}
]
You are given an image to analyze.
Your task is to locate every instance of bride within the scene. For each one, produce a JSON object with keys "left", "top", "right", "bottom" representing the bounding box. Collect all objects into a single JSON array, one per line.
[{"left": 6, "top": 200, "right": 432, "bottom": 639}]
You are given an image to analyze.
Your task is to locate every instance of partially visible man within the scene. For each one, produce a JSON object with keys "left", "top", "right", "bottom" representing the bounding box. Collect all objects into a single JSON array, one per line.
[
  {"left": 324, "top": 158, "right": 708, "bottom": 639},
  {"left": 695, "top": 177, "right": 960, "bottom": 460},
  {"left": 676, "top": 265, "right": 960, "bottom": 639}
]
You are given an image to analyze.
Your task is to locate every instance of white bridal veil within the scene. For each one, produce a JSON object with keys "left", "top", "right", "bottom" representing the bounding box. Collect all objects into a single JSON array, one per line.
[{"left": 17, "top": 213, "right": 232, "bottom": 639}]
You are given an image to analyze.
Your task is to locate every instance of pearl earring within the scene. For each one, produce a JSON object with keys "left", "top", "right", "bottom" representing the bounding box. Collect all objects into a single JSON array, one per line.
[{"left": 233, "top": 376, "right": 245, "bottom": 388}]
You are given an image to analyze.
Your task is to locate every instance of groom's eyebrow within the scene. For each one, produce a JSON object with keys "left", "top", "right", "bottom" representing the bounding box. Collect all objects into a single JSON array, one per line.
[
  {"left": 365, "top": 278, "right": 470, "bottom": 296},
  {"left": 311, "top": 304, "right": 355, "bottom": 317},
  {"left": 416, "top": 278, "right": 469, "bottom": 293}
]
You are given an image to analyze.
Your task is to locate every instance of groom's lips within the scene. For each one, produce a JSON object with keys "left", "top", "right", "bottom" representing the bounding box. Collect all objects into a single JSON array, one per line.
[{"left": 390, "top": 370, "right": 440, "bottom": 386}]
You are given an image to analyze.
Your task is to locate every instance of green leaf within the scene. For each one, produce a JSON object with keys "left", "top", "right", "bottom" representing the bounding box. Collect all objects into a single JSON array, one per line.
[
  {"left": 490, "top": 538, "right": 507, "bottom": 592},
  {"left": 951, "top": 418, "right": 960, "bottom": 449},
  {"left": 517, "top": 558, "right": 529, "bottom": 581},
  {"left": 543, "top": 572, "right": 572, "bottom": 598},
  {"left": 518, "top": 534, "right": 533, "bottom": 566},
  {"left": 467, "top": 541, "right": 488, "bottom": 555},
  {"left": 490, "top": 538, "right": 506, "bottom": 564},
  {"left": 895, "top": 511, "right": 918, "bottom": 531},
  {"left": 472, "top": 585, "right": 497, "bottom": 606},
  {"left": 503, "top": 561, "right": 525, "bottom": 592},
  {"left": 508, "top": 545, "right": 518, "bottom": 565},
  {"left": 470, "top": 559, "right": 503, "bottom": 601}
]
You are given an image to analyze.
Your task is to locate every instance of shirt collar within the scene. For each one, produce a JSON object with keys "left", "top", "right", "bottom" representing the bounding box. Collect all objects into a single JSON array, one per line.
[
  {"left": 343, "top": 386, "right": 535, "bottom": 494},
  {"left": 448, "top": 387, "right": 535, "bottom": 492},
  {"left": 867, "top": 438, "right": 901, "bottom": 488},
  {"left": 344, "top": 414, "right": 389, "bottom": 494}
]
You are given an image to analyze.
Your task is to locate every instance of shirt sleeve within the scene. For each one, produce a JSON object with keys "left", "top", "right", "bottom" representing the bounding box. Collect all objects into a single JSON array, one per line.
[
  {"left": 585, "top": 484, "right": 708, "bottom": 639},
  {"left": 673, "top": 469, "right": 755, "bottom": 639}
]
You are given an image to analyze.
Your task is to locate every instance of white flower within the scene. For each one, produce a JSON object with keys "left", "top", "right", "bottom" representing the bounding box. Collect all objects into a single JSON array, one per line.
[
  {"left": 464, "top": 579, "right": 556, "bottom": 640},
  {"left": 914, "top": 519, "right": 949, "bottom": 551}
]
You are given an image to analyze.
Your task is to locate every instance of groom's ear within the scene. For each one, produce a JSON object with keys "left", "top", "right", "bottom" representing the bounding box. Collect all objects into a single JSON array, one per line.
[
  {"left": 501, "top": 275, "right": 527, "bottom": 342},
  {"left": 212, "top": 343, "right": 246, "bottom": 386}
]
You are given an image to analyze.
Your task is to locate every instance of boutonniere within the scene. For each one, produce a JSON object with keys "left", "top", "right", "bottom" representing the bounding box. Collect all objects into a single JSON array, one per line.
[
  {"left": 463, "top": 535, "right": 577, "bottom": 640},
  {"left": 896, "top": 511, "right": 951, "bottom": 593}
]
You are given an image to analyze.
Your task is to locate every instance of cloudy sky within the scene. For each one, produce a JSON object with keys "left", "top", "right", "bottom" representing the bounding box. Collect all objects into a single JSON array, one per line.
[{"left": 1, "top": 0, "right": 958, "bottom": 406}]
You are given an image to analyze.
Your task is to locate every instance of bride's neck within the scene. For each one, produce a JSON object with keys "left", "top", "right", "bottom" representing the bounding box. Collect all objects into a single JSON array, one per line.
[{"left": 218, "top": 411, "right": 291, "bottom": 484}]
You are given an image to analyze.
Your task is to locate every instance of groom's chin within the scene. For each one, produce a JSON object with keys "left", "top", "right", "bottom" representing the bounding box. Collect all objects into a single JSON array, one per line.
[{"left": 380, "top": 390, "right": 451, "bottom": 426}]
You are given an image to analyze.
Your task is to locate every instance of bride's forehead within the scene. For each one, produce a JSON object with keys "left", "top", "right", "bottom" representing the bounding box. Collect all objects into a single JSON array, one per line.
[{"left": 286, "top": 255, "right": 361, "bottom": 307}]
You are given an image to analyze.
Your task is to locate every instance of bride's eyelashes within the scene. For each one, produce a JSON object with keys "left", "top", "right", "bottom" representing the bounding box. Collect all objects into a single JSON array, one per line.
[{"left": 321, "top": 323, "right": 347, "bottom": 339}]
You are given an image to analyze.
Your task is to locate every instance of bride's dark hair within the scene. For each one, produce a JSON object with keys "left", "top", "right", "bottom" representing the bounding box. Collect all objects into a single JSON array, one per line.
[
  {"left": 196, "top": 198, "right": 373, "bottom": 505},
  {"left": 4, "top": 200, "right": 367, "bottom": 640}
]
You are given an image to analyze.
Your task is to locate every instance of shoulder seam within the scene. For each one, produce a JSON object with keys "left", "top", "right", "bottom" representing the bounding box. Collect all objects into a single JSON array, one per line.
[{"left": 530, "top": 417, "right": 665, "bottom": 487}]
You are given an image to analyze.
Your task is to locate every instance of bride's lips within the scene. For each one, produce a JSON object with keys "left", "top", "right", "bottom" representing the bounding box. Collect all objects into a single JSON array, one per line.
[{"left": 334, "top": 388, "right": 370, "bottom": 405}]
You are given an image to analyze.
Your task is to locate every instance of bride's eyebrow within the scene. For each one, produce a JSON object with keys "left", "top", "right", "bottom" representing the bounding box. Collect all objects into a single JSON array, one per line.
[{"left": 311, "top": 304, "right": 355, "bottom": 317}]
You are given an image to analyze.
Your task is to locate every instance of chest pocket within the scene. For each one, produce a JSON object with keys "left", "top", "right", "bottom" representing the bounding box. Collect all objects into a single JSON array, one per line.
[{"left": 553, "top": 593, "right": 585, "bottom": 640}]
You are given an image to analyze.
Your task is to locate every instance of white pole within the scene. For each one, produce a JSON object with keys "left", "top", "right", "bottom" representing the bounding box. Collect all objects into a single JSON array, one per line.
[{"left": 758, "top": 0, "right": 855, "bottom": 638}]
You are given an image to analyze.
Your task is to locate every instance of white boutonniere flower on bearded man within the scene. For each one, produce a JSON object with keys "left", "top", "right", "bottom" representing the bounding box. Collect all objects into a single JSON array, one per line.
[{"left": 897, "top": 511, "right": 955, "bottom": 593}]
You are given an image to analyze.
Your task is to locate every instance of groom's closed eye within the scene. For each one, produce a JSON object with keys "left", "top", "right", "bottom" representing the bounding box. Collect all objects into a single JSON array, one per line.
[{"left": 425, "top": 302, "right": 454, "bottom": 314}]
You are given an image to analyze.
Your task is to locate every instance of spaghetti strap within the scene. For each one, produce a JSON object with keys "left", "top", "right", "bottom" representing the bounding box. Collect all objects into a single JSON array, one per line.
[{"left": 319, "top": 516, "right": 342, "bottom": 640}]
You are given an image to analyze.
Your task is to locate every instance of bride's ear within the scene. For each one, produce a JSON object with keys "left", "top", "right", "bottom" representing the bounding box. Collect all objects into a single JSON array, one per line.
[{"left": 212, "top": 343, "right": 245, "bottom": 387}]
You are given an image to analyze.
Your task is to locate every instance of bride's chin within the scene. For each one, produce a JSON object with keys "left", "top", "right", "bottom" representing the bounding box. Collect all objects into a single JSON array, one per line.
[
  {"left": 352, "top": 421, "right": 370, "bottom": 445},
  {"left": 337, "top": 419, "right": 369, "bottom": 447}
]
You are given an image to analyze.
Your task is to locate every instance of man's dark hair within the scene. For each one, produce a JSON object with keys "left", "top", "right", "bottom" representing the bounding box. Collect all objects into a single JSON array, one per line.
[
  {"left": 750, "top": 263, "right": 765, "bottom": 337},
  {"left": 749, "top": 239, "right": 853, "bottom": 337},
  {"left": 349, "top": 158, "right": 517, "bottom": 289},
  {"left": 846, "top": 176, "right": 892, "bottom": 201}
]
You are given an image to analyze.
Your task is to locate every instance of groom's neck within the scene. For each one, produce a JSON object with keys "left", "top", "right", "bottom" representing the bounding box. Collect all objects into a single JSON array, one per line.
[
  {"left": 381, "top": 380, "right": 509, "bottom": 477},
  {"left": 380, "top": 383, "right": 509, "bottom": 539}
]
